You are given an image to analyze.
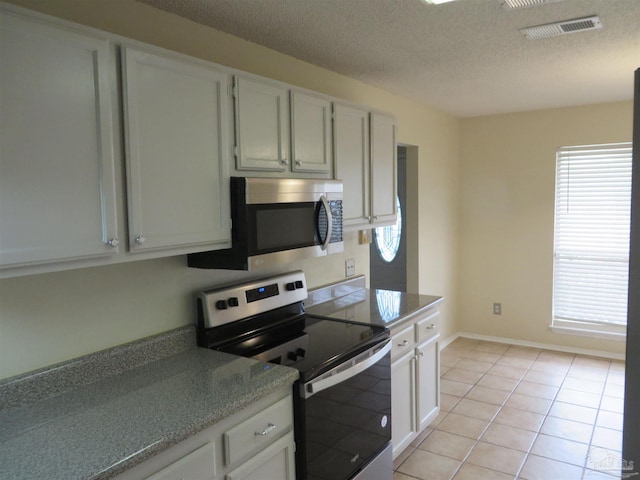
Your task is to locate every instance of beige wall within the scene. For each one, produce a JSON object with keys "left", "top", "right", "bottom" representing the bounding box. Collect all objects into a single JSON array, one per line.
[
  {"left": 459, "top": 101, "right": 633, "bottom": 355},
  {"left": 0, "top": 0, "right": 460, "bottom": 378}
]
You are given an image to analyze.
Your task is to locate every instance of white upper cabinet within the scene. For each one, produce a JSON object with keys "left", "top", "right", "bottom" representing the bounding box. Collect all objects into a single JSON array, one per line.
[
  {"left": 232, "top": 75, "right": 332, "bottom": 177},
  {"left": 334, "top": 105, "right": 397, "bottom": 230},
  {"left": 233, "top": 76, "right": 289, "bottom": 172},
  {"left": 333, "top": 103, "right": 370, "bottom": 228},
  {"left": 290, "top": 91, "right": 332, "bottom": 174},
  {"left": 121, "top": 46, "right": 231, "bottom": 253},
  {"left": 0, "top": 11, "right": 119, "bottom": 269},
  {"left": 370, "top": 112, "right": 398, "bottom": 226},
  {"left": 0, "top": 4, "right": 397, "bottom": 277}
]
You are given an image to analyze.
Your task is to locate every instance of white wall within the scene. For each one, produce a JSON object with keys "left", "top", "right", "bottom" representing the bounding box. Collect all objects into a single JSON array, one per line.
[
  {"left": 459, "top": 101, "right": 633, "bottom": 355},
  {"left": 0, "top": 0, "right": 461, "bottom": 378}
]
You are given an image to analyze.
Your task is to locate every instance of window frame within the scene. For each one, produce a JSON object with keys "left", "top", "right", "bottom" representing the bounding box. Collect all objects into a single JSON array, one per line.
[{"left": 550, "top": 142, "right": 632, "bottom": 341}]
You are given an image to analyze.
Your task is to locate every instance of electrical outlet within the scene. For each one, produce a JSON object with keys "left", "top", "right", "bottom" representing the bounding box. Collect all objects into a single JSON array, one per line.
[
  {"left": 345, "top": 258, "right": 356, "bottom": 277},
  {"left": 493, "top": 303, "right": 502, "bottom": 315}
]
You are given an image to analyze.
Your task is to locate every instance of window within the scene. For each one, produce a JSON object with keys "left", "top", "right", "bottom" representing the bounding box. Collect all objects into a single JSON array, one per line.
[
  {"left": 374, "top": 196, "right": 402, "bottom": 262},
  {"left": 552, "top": 142, "right": 632, "bottom": 340}
]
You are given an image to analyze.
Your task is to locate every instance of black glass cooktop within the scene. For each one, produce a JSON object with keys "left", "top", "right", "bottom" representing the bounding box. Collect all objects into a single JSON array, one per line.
[{"left": 204, "top": 308, "right": 389, "bottom": 382}]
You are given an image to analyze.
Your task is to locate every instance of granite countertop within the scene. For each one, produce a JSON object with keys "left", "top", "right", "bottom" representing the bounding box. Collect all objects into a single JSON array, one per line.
[
  {"left": 306, "top": 277, "right": 443, "bottom": 330},
  {"left": 0, "top": 327, "right": 299, "bottom": 480}
]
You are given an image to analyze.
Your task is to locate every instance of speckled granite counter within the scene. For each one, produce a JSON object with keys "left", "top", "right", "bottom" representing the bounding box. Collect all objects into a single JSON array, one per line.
[
  {"left": 0, "top": 326, "right": 298, "bottom": 480},
  {"left": 306, "top": 276, "right": 442, "bottom": 329}
]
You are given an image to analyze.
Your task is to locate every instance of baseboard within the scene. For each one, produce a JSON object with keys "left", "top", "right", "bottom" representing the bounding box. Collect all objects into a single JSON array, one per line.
[{"left": 445, "top": 331, "right": 625, "bottom": 362}]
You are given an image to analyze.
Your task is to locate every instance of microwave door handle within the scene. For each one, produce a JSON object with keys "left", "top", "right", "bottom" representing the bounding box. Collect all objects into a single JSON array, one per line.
[
  {"left": 319, "top": 195, "right": 333, "bottom": 251},
  {"left": 302, "top": 340, "right": 391, "bottom": 399}
]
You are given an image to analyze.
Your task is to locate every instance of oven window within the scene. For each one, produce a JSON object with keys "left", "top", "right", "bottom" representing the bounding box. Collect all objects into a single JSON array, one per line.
[
  {"left": 249, "top": 203, "right": 317, "bottom": 254},
  {"left": 301, "top": 353, "right": 391, "bottom": 480}
]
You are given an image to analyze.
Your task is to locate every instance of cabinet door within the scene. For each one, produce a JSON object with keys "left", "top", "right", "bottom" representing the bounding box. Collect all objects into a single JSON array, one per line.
[
  {"left": 0, "top": 11, "right": 119, "bottom": 268},
  {"left": 234, "top": 76, "right": 289, "bottom": 172},
  {"left": 370, "top": 112, "right": 397, "bottom": 227},
  {"left": 145, "top": 443, "right": 216, "bottom": 480},
  {"left": 416, "top": 334, "right": 440, "bottom": 432},
  {"left": 334, "top": 103, "right": 370, "bottom": 228},
  {"left": 225, "top": 432, "right": 295, "bottom": 480},
  {"left": 121, "top": 46, "right": 231, "bottom": 252},
  {"left": 391, "top": 350, "right": 416, "bottom": 458},
  {"left": 290, "top": 91, "right": 332, "bottom": 174}
]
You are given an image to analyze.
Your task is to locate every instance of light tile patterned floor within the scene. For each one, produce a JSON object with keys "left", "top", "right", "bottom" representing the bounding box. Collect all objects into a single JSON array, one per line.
[{"left": 393, "top": 337, "right": 625, "bottom": 480}]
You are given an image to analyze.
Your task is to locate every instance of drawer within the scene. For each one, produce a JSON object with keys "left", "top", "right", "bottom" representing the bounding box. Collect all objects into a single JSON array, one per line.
[
  {"left": 145, "top": 442, "right": 216, "bottom": 480},
  {"left": 416, "top": 309, "right": 440, "bottom": 343},
  {"left": 391, "top": 324, "right": 414, "bottom": 360},
  {"left": 224, "top": 395, "right": 293, "bottom": 467}
]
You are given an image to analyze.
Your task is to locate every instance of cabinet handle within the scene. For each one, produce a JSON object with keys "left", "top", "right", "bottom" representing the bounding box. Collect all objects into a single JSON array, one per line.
[
  {"left": 105, "top": 238, "right": 119, "bottom": 248},
  {"left": 135, "top": 236, "right": 145, "bottom": 245},
  {"left": 295, "top": 160, "right": 302, "bottom": 167},
  {"left": 373, "top": 215, "right": 379, "bottom": 220},
  {"left": 398, "top": 340, "right": 409, "bottom": 347},
  {"left": 426, "top": 324, "right": 435, "bottom": 330},
  {"left": 280, "top": 158, "right": 288, "bottom": 166},
  {"left": 255, "top": 423, "right": 276, "bottom": 436}
]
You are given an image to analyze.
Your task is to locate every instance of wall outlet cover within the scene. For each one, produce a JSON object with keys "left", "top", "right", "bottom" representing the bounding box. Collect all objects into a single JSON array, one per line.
[{"left": 345, "top": 258, "right": 356, "bottom": 277}]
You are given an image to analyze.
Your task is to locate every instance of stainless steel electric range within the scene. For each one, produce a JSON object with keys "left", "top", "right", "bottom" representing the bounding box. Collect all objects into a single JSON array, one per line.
[{"left": 196, "top": 271, "right": 392, "bottom": 480}]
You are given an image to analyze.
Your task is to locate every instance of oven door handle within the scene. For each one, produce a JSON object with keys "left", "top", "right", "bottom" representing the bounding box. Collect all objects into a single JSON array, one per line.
[{"left": 303, "top": 340, "right": 391, "bottom": 399}]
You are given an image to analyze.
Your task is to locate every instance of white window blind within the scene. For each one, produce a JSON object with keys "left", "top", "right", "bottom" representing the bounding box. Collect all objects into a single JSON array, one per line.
[{"left": 552, "top": 142, "right": 632, "bottom": 337}]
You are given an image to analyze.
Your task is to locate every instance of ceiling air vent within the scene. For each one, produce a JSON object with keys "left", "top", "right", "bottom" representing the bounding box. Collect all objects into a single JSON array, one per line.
[
  {"left": 499, "top": 0, "right": 562, "bottom": 10},
  {"left": 520, "top": 15, "right": 602, "bottom": 39}
]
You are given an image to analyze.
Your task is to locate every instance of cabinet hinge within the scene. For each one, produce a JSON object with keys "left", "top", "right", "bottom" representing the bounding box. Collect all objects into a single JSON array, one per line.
[
  {"left": 233, "top": 145, "right": 239, "bottom": 157},
  {"left": 232, "top": 85, "right": 238, "bottom": 98}
]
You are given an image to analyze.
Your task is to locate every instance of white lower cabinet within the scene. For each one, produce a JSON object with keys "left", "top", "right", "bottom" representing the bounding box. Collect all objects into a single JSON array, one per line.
[
  {"left": 391, "top": 350, "right": 416, "bottom": 456},
  {"left": 225, "top": 432, "right": 295, "bottom": 480},
  {"left": 114, "top": 390, "right": 294, "bottom": 480},
  {"left": 390, "top": 306, "right": 441, "bottom": 458},
  {"left": 416, "top": 335, "right": 440, "bottom": 432},
  {"left": 145, "top": 443, "right": 217, "bottom": 480}
]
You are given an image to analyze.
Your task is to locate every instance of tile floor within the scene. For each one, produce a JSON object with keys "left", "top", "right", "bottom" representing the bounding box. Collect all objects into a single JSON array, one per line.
[{"left": 393, "top": 337, "right": 625, "bottom": 480}]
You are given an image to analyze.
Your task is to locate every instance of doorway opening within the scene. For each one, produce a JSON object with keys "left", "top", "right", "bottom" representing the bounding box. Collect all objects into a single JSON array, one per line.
[{"left": 370, "top": 145, "right": 417, "bottom": 292}]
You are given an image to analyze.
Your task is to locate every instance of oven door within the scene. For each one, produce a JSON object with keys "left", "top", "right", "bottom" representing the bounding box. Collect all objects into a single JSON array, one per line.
[{"left": 296, "top": 341, "right": 392, "bottom": 480}]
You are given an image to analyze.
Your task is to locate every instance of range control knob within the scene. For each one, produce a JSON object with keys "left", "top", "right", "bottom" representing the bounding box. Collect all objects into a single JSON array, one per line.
[
  {"left": 215, "top": 300, "right": 228, "bottom": 310},
  {"left": 287, "top": 351, "right": 298, "bottom": 361},
  {"left": 285, "top": 282, "right": 296, "bottom": 291},
  {"left": 295, "top": 280, "right": 304, "bottom": 289},
  {"left": 228, "top": 297, "right": 239, "bottom": 307},
  {"left": 296, "top": 348, "right": 306, "bottom": 358}
]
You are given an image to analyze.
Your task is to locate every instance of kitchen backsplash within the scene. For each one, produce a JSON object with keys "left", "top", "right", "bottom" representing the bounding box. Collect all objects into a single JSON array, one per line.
[{"left": 0, "top": 232, "right": 369, "bottom": 379}]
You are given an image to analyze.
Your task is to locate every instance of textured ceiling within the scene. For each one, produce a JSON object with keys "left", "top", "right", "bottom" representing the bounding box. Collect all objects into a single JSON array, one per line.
[{"left": 137, "top": 0, "right": 640, "bottom": 117}]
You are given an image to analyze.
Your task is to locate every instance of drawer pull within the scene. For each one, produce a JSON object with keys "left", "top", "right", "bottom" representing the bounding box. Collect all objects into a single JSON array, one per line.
[
  {"left": 255, "top": 423, "right": 276, "bottom": 436},
  {"left": 398, "top": 340, "right": 409, "bottom": 347},
  {"left": 426, "top": 324, "right": 435, "bottom": 330}
]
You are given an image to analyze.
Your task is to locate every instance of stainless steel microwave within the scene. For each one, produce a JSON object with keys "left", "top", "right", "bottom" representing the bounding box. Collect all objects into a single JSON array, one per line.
[{"left": 188, "top": 177, "right": 343, "bottom": 270}]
